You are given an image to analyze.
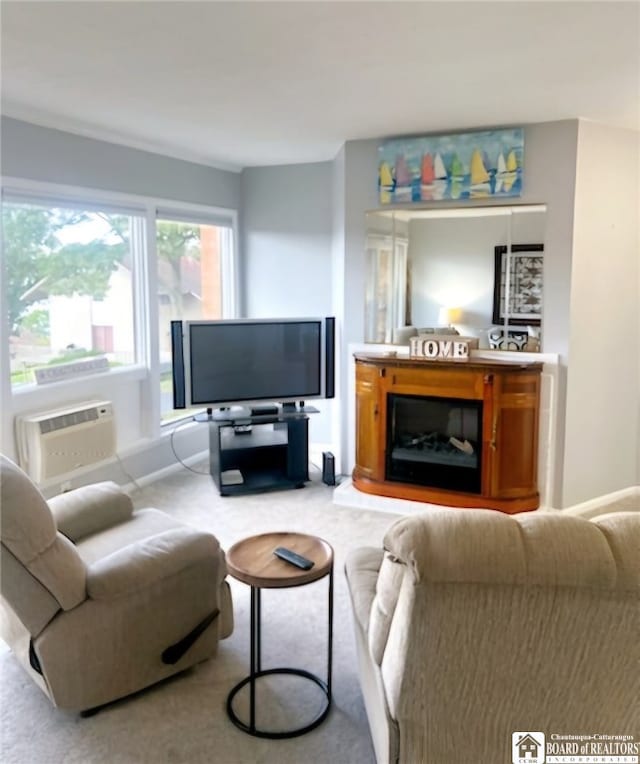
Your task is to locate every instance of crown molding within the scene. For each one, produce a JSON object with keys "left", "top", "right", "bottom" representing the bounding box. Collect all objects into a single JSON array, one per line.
[{"left": 1, "top": 101, "right": 242, "bottom": 174}]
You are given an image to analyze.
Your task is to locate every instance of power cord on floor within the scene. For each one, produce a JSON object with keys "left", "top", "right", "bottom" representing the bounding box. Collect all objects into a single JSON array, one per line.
[
  {"left": 115, "top": 452, "right": 142, "bottom": 493},
  {"left": 170, "top": 417, "right": 210, "bottom": 475}
]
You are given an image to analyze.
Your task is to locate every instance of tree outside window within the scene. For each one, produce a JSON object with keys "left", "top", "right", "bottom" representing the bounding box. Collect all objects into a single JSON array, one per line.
[{"left": 2, "top": 201, "right": 137, "bottom": 387}]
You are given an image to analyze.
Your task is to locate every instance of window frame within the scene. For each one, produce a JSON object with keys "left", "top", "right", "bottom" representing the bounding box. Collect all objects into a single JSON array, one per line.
[
  {"left": 1, "top": 176, "right": 239, "bottom": 437},
  {"left": 153, "top": 208, "right": 239, "bottom": 426}
]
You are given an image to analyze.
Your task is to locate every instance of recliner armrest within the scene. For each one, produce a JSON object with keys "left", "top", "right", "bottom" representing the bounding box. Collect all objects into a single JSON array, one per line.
[
  {"left": 49, "top": 482, "right": 134, "bottom": 542},
  {"left": 86, "top": 527, "right": 222, "bottom": 600}
]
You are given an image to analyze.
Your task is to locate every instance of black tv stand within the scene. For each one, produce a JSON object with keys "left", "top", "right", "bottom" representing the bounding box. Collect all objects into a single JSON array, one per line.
[
  {"left": 250, "top": 404, "right": 279, "bottom": 417},
  {"left": 207, "top": 406, "right": 319, "bottom": 496}
]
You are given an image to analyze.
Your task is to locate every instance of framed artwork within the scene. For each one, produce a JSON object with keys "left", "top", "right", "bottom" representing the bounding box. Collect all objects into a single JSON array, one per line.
[
  {"left": 492, "top": 244, "right": 543, "bottom": 326},
  {"left": 378, "top": 127, "right": 524, "bottom": 204}
]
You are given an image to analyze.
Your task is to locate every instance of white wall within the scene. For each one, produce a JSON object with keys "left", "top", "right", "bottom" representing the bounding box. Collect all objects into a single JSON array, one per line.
[
  {"left": 49, "top": 266, "right": 134, "bottom": 363},
  {"left": 563, "top": 122, "right": 639, "bottom": 504},
  {"left": 330, "top": 146, "right": 347, "bottom": 470}
]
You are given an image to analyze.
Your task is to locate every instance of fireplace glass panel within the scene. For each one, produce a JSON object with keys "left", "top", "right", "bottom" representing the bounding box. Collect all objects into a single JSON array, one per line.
[{"left": 386, "top": 394, "right": 482, "bottom": 493}]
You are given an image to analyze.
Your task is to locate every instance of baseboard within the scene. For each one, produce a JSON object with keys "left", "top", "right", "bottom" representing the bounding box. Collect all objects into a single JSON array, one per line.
[
  {"left": 332, "top": 478, "right": 434, "bottom": 516},
  {"left": 333, "top": 479, "right": 639, "bottom": 518},
  {"left": 122, "top": 449, "right": 209, "bottom": 492},
  {"left": 560, "top": 486, "right": 639, "bottom": 517}
]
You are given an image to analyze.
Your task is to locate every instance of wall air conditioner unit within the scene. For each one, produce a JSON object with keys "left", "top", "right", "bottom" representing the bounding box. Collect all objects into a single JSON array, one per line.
[{"left": 15, "top": 400, "right": 116, "bottom": 483}]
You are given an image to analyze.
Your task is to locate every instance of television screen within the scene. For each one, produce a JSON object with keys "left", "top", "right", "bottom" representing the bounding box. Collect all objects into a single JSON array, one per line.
[{"left": 175, "top": 318, "right": 333, "bottom": 408}]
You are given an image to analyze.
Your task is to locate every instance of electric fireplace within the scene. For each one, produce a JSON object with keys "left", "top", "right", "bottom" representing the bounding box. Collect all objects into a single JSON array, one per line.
[
  {"left": 353, "top": 353, "right": 542, "bottom": 513},
  {"left": 386, "top": 394, "right": 482, "bottom": 493}
]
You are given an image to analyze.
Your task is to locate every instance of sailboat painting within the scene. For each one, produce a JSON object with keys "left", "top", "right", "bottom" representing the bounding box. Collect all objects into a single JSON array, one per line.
[{"left": 378, "top": 128, "right": 524, "bottom": 204}]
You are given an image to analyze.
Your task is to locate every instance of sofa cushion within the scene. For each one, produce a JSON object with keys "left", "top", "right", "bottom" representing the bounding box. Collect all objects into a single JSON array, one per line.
[
  {"left": 515, "top": 512, "right": 618, "bottom": 589},
  {"left": 28, "top": 533, "right": 87, "bottom": 610},
  {"left": 74, "top": 508, "right": 187, "bottom": 565},
  {"left": 1, "top": 456, "right": 86, "bottom": 610},
  {"left": 590, "top": 512, "right": 640, "bottom": 590},
  {"left": 1, "top": 545, "right": 61, "bottom": 636},
  {"left": 345, "top": 547, "right": 384, "bottom": 633},
  {"left": 369, "top": 553, "right": 406, "bottom": 665},
  {"left": 87, "top": 527, "right": 221, "bottom": 600},
  {"left": 1, "top": 455, "right": 57, "bottom": 564},
  {"left": 49, "top": 481, "right": 134, "bottom": 542},
  {"left": 383, "top": 508, "right": 624, "bottom": 590}
]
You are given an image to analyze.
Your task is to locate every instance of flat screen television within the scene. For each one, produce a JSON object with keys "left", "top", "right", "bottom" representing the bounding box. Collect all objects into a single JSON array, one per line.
[{"left": 171, "top": 317, "right": 335, "bottom": 411}]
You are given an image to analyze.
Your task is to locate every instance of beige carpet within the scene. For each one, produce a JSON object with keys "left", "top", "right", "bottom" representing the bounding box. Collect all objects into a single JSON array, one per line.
[{"left": 0, "top": 466, "right": 399, "bottom": 764}]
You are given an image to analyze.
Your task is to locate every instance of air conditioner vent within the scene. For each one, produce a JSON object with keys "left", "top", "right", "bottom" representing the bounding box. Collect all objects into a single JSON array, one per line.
[
  {"left": 40, "top": 408, "right": 100, "bottom": 434},
  {"left": 15, "top": 400, "right": 116, "bottom": 483}
]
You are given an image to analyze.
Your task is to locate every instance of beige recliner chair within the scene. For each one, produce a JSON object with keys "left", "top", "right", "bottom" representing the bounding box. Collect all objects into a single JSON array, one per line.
[
  {"left": 0, "top": 455, "right": 233, "bottom": 712},
  {"left": 345, "top": 508, "right": 639, "bottom": 764}
]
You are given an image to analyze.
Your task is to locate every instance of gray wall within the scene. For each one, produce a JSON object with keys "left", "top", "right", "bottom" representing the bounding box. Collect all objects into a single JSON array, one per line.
[
  {"left": 239, "top": 162, "right": 335, "bottom": 444},
  {"left": 240, "top": 163, "right": 333, "bottom": 316},
  {"left": 3, "top": 116, "right": 637, "bottom": 506},
  {"left": 0, "top": 117, "right": 240, "bottom": 485},
  {"left": 409, "top": 216, "right": 508, "bottom": 331},
  {"left": 1, "top": 117, "right": 240, "bottom": 208},
  {"left": 408, "top": 214, "right": 546, "bottom": 334},
  {"left": 335, "top": 122, "right": 581, "bottom": 507}
]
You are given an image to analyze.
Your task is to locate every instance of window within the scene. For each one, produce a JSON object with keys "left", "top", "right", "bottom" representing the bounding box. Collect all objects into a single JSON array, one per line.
[
  {"left": 2, "top": 198, "right": 142, "bottom": 387},
  {"left": 156, "top": 213, "right": 235, "bottom": 423},
  {"left": 1, "top": 183, "right": 238, "bottom": 430}
]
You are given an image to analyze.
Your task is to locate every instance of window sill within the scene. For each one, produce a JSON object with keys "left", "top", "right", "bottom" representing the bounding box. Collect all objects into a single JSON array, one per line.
[{"left": 11, "top": 364, "right": 148, "bottom": 397}]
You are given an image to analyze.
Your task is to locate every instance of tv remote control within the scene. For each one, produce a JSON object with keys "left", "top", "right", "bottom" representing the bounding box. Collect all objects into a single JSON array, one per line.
[{"left": 273, "top": 547, "right": 315, "bottom": 570}]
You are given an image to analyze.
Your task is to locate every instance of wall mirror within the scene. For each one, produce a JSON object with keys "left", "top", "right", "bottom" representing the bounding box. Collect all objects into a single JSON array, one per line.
[{"left": 364, "top": 204, "right": 546, "bottom": 351}]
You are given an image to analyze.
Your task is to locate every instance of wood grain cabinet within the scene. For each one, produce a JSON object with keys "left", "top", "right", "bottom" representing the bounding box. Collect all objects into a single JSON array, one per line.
[{"left": 353, "top": 354, "right": 542, "bottom": 513}]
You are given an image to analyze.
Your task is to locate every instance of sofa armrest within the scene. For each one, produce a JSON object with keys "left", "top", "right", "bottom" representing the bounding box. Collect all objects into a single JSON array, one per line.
[
  {"left": 86, "top": 527, "right": 222, "bottom": 600},
  {"left": 49, "top": 482, "right": 134, "bottom": 542}
]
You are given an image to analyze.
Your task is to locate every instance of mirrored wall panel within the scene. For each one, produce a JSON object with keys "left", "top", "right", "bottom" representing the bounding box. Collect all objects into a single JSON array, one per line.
[{"left": 364, "top": 205, "right": 546, "bottom": 351}]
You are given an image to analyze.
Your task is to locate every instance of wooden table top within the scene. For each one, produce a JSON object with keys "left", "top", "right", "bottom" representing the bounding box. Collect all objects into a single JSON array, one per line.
[{"left": 225, "top": 532, "right": 333, "bottom": 588}]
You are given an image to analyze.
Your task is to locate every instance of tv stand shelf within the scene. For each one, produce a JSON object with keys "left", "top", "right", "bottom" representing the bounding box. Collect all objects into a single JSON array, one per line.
[{"left": 208, "top": 406, "right": 317, "bottom": 496}]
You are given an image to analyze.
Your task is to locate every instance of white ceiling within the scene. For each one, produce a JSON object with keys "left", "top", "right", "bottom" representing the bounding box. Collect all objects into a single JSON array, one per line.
[{"left": 2, "top": 1, "right": 639, "bottom": 171}]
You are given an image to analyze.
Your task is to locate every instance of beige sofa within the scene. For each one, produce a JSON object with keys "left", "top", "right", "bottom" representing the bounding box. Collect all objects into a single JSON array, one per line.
[
  {"left": 345, "top": 507, "right": 639, "bottom": 764},
  {"left": 0, "top": 455, "right": 233, "bottom": 712}
]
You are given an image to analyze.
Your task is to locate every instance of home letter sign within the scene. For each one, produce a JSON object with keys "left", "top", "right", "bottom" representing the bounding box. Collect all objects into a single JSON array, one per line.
[{"left": 410, "top": 335, "right": 479, "bottom": 361}]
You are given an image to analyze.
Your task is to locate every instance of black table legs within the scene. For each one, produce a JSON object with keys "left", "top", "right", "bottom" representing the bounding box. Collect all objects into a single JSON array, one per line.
[{"left": 226, "top": 567, "right": 333, "bottom": 738}]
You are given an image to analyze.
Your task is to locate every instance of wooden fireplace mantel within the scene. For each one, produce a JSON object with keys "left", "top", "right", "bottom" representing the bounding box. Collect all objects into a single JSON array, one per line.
[{"left": 353, "top": 353, "right": 543, "bottom": 513}]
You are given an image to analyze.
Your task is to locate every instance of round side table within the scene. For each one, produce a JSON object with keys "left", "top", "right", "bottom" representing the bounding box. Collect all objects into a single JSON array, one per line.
[{"left": 225, "top": 531, "right": 333, "bottom": 739}]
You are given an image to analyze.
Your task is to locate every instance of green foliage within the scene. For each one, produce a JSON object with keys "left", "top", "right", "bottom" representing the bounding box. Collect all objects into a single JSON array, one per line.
[
  {"left": 3, "top": 205, "right": 205, "bottom": 339},
  {"left": 156, "top": 221, "right": 200, "bottom": 261},
  {"left": 20, "top": 309, "right": 50, "bottom": 338},
  {"left": 10, "top": 368, "right": 34, "bottom": 386},
  {"left": 156, "top": 220, "right": 201, "bottom": 315},
  {"left": 2, "top": 205, "right": 127, "bottom": 334}
]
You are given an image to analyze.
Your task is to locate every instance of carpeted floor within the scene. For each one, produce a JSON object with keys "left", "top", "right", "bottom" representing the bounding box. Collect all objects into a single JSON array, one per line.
[{"left": 0, "top": 465, "right": 399, "bottom": 764}]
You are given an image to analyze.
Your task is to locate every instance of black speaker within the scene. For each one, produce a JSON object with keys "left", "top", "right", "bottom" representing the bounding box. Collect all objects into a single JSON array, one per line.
[
  {"left": 322, "top": 451, "right": 336, "bottom": 486},
  {"left": 325, "top": 316, "right": 335, "bottom": 399},
  {"left": 170, "top": 320, "right": 186, "bottom": 409}
]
